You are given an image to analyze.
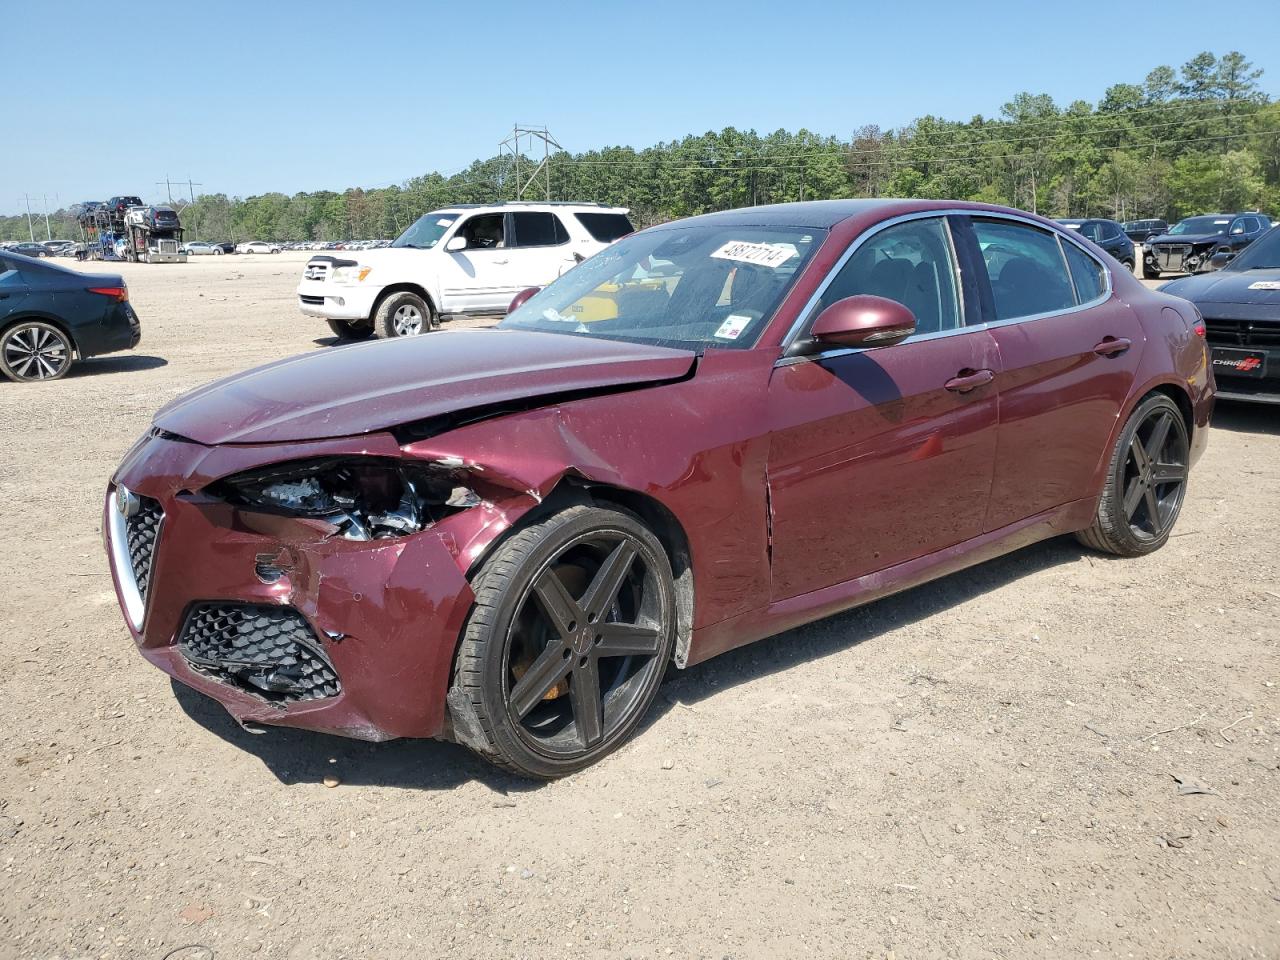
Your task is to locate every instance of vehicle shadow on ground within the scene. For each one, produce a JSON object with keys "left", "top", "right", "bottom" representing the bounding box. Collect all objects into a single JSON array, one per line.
[
  {"left": 649, "top": 535, "right": 1089, "bottom": 719},
  {"left": 171, "top": 679, "right": 534, "bottom": 795},
  {"left": 68, "top": 355, "right": 168, "bottom": 378},
  {"left": 1211, "top": 400, "right": 1280, "bottom": 437},
  {"left": 173, "top": 534, "right": 1087, "bottom": 794}
]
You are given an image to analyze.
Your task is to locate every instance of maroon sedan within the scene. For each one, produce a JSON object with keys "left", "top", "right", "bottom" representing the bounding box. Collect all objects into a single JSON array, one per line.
[{"left": 105, "top": 200, "right": 1213, "bottom": 778}]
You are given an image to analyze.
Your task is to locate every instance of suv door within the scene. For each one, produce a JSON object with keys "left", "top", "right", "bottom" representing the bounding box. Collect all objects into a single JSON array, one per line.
[
  {"left": 508, "top": 211, "right": 578, "bottom": 289},
  {"left": 437, "top": 213, "right": 520, "bottom": 313},
  {"left": 960, "top": 216, "right": 1147, "bottom": 531},
  {"left": 766, "top": 215, "right": 1000, "bottom": 599}
]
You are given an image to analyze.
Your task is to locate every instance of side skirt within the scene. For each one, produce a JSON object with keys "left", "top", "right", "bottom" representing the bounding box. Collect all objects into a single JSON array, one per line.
[{"left": 685, "top": 496, "right": 1097, "bottom": 667}]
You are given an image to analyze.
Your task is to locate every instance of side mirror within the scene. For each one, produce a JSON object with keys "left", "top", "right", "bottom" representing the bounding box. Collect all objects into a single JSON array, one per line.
[
  {"left": 445, "top": 236, "right": 467, "bottom": 252},
  {"left": 803, "top": 295, "right": 917, "bottom": 352},
  {"left": 507, "top": 287, "right": 541, "bottom": 315}
]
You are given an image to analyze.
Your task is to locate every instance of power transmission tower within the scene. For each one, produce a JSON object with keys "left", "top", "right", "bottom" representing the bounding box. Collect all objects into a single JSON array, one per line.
[
  {"left": 184, "top": 178, "right": 203, "bottom": 205},
  {"left": 499, "top": 124, "right": 562, "bottom": 201},
  {"left": 156, "top": 177, "right": 175, "bottom": 205},
  {"left": 23, "top": 194, "right": 35, "bottom": 241}
]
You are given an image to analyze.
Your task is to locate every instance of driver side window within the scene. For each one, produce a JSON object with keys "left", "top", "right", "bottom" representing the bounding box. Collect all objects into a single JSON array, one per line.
[
  {"left": 459, "top": 214, "right": 505, "bottom": 250},
  {"left": 816, "top": 217, "right": 961, "bottom": 337}
]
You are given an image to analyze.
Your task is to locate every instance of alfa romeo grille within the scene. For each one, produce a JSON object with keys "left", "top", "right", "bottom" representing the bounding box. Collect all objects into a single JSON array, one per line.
[
  {"left": 125, "top": 496, "right": 163, "bottom": 603},
  {"left": 177, "top": 603, "right": 341, "bottom": 704}
]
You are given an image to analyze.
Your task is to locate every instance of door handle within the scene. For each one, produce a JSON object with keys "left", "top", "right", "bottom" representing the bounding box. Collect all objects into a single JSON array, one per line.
[
  {"left": 1093, "top": 337, "right": 1131, "bottom": 357},
  {"left": 492, "top": 258, "right": 509, "bottom": 265},
  {"left": 944, "top": 369, "right": 995, "bottom": 393}
]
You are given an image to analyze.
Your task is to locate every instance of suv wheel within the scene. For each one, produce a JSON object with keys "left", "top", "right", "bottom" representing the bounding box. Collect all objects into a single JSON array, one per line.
[{"left": 374, "top": 291, "right": 434, "bottom": 338}]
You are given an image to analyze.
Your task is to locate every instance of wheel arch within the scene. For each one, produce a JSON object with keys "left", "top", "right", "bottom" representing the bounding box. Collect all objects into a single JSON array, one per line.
[
  {"left": 1089, "top": 378, "right": 1195, "bottom": 498},
  {"left": 370, "top": 283, "right": 437, "bottom": 322},
  {"left": 462, "top": 475, "right": 696, "bottom": 669},
  {"left": 0, "top": 311, "right": 81, "bottom": 358}
]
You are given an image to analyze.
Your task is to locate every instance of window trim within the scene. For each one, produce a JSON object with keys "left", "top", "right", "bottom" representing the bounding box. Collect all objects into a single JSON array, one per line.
[
  {"left": 777, "top": 209, "right": 1114, "bottom": 366},
  {"left": 508, "top": 210, "right": 571, "bottom": 249}
]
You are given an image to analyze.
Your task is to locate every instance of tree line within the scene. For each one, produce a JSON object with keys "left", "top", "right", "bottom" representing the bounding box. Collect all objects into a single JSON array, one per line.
[{"left": 4, "top": 50, "right": 1277, "bottom": 244}]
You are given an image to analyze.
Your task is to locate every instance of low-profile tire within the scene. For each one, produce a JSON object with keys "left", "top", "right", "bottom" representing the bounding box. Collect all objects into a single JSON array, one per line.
[
  {"left": 0, "top": 321, "right": 74, "bottom": 382},
  {"left": 449, "top": 504, "right": 677, "bottom": 779},
  {"left": 324, "top": 317, "right": 374, "bottom": 342},
  {"left": 1142, "top": 263, "right": 1161, "bottom": 280},
  {"left": 373, "top": 290, "right": 433, "bottom": 338},
  {"left": 1076, "top": 393, "right": 1189, "bottom": 557}
]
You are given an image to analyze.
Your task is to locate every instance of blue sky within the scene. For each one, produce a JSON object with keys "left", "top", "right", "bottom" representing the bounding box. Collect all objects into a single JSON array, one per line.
[{"left": 5, "top": 0, "right": 1276, "bottom": 214}]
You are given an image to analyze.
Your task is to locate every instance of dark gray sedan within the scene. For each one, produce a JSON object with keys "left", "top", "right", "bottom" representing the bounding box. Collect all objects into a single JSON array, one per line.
[{"left": 0, "top": 252, "right": 141, "bottom": 382}]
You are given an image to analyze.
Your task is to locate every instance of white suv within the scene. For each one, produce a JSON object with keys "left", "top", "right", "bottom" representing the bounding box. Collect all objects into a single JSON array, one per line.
[{"left": 295, "top": 202, "right": 633, "bottom": 339}]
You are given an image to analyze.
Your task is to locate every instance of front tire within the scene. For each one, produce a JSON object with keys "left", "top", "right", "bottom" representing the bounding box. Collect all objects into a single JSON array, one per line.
[
  {"left": 373, "top": 291, "right": 433, "bottom": 338},
  {"left": 1076, "top": 394, "right": 1189, "bottom": 557},
  {"left": 0, "top": 321, "right": 74, "bottom": 382},
  {"left": 1142, "top": 263, "right": 1161, "bottom": 280},
  {"left": 324, "top": 317, "right": 374, "bottom": 342},
  {"left": 450, "top": 504, "right": 677, "bottom": 779}
]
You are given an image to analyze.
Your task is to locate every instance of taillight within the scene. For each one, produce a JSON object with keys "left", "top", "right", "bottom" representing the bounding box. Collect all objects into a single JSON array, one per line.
[
  {"left": 1193, "top": 322, "right": 1206, "bottom": 338},
  {"left": 88, "top": 286, "right": 129, "bottom": 302}
]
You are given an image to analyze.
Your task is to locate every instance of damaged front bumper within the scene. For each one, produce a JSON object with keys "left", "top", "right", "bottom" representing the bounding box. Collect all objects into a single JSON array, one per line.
[{"left": 104, "top": 431, "right": 530, "bottom": 741}]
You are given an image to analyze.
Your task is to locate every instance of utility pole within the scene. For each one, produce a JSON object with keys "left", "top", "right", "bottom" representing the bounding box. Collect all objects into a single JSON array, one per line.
[
  {"left": 42, "top": 195, "right": 52, "bottom": 240},
  {"left": 156, "top": 177, "right": 174, "bottom": 205},
  {"left": 185, "top": 178, "right": 203, "bottom": 205},
  {"left": 23, "top": 194, "right": 35, "bottom": 241},
  {"left": 500, "top": 124, "right": 562, "bottom": 201}
]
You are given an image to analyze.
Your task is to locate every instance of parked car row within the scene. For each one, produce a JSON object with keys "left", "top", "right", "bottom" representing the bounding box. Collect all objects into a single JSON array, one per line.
[{"left": 0, "top": 240, "right": 78, "bottom": 258}]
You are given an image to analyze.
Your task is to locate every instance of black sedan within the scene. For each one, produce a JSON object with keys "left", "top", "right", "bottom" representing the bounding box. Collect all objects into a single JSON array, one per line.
[
  {"left": 0, "top": 252, "right": 141, "bottom": 383},
  {"left": 1056, "top": 218, "right": 1134, "bottom": 270},
  {"left": 1145, "top": 213, "right": 1272, "bottom": 279},
  {"left": 1160, "top": 226, "right": 1280, "bottom": 404}
]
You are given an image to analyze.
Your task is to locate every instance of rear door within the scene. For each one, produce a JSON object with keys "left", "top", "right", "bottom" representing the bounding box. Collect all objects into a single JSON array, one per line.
[
  {"left": 508, "top": 211, "right": 579, "bottom": 288},
  {"left": 0, "top": 258, "right": 29, "bottom": 321},
  {"left": 959, "top": 215, "right": 1146, "bottom": 531}
]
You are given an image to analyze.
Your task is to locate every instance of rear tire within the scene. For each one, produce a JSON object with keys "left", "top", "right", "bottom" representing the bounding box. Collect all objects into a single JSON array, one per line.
[
  {"left": 373, "top": 291, "right": 433, "bottom": 338},
  {"left": 1076, "top": 394, "right": 1189, "bottom": 557},
  {"left": 0, "top": 321, "right": 74, "bottom": 383},
  {"left": 324, "top": 317, "right": 373, "bottom": 342},
  {"left": 449, "top": 504, "right": 677, "bottom": 779}
]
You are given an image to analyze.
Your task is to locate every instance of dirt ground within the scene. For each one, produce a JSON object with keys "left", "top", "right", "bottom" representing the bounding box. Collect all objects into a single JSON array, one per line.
[{"left": 0, "top": 251, "right": 1277, "bottom": 960}]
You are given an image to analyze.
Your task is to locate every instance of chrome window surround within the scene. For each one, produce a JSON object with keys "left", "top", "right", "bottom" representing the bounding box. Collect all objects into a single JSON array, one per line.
[
  {"left": 106, "top": 489, "right": 162, "bottom": 631},
  {"left": 777, "top": 208, "right": 1114, "bottom": 366}
]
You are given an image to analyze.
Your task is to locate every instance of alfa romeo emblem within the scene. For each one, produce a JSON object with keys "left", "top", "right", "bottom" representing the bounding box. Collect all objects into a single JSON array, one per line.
[{"left": 115, "top": 484, "right": 140, "bottom": 518}]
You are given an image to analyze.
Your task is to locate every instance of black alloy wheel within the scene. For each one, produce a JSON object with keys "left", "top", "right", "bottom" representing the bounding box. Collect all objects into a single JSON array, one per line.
[
  {"left": 0, "top": 321, "right": 73, "bottom": 382},
  {"left": 1077, "top": 393, "right": 1189, "bottom": 556},
  {"left": 451, "top": 505, "right": 676, "bottom": 778}
]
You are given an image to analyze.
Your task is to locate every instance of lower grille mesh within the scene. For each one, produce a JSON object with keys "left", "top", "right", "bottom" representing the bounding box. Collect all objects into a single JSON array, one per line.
[
  {"left": 125, "top": 496, "right": 163, "bottom": 603},
  {"left": 178, "top": 604, "right": 340, "bottom": 703}
]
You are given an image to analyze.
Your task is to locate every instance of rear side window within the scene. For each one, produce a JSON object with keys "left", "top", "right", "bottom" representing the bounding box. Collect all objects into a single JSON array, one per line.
[
  {"left": 574, "top": 212, "right": 634, "bottom": 243},
  {"left": 511, "top": 212, "right": 568, "bottom": 248},
  {"left": 1061, "top": 241, "right": 1106, "bottom": 303},
  {"left": 816, "top": 217, "right": 961, "bottom": 336},
  {"left": 972, "top": 219, "right": 1076, "bottom": 321}
]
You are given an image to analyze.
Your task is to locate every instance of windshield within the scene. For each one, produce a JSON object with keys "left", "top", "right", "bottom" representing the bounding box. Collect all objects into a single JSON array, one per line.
[
  {"left": 1222, "top": 227, "right": 1280, "bottom": 271},
  {"left": 1169, "top": 216, "right": 1231, "bottom": 236},
  {"left": 392, "top": 212, "right": 459, "bottom": 249},
  {"left": 499, "top": 224, "right": 824, "bottom": 350}
]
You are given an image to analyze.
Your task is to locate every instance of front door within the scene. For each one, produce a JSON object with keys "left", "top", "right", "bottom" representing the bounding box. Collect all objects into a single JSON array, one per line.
[
  {"left": 766, "top": 216, "right": 1000, "bottom": 600},
  {"left": 437, "top": 213, "right": 523, "bottom": 313}
]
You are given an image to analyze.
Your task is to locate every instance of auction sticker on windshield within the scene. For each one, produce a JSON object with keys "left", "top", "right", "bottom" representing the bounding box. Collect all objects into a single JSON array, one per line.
[
  {"left": 714, "top": 314, "right": 753, "bottom": 340},
  {"left": 1248, "top": 281, "right": 1280, "bottom": 291},
  {"left": 711, "top": 240, "right": 797, "bottom": 269}
]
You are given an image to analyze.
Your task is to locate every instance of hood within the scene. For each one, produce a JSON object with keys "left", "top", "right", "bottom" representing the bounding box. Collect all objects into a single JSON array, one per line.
[
  {"left": 1159, "top": 268, "right": 1280, "bottom": 306},
  {"left": 307, "top": 247, "right": 436, "bottom": 269},
  {"left": 1149, "top": 232, "right": 1225, "bottom": 247},
  {"left": 153, "top": 329, "right": 696, "bottom": 445}
]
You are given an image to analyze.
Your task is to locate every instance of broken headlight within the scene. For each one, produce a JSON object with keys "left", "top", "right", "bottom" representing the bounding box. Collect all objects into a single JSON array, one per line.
[{"left": 211, "top": 458, "right": 479, "bottom": 540}]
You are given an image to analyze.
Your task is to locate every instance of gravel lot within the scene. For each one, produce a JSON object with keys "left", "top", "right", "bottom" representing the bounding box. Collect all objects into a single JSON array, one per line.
[{"left": 1, "top": 252, "right": 1277, "bottom": 960}]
